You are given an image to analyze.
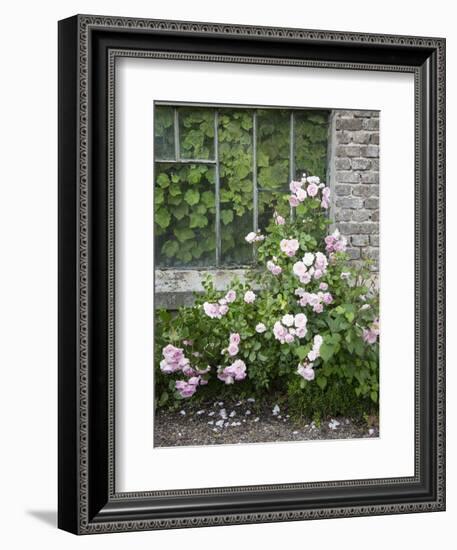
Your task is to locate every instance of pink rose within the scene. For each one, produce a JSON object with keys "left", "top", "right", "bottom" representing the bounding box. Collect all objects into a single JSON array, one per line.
[
  {"left": 289, "top": 180, "right": 302, "bottom": 194},
  {"left": 280, "top": 238, "right": 300, "bottom": 257},
  {"left": 203, "top": 302, "right": 221, "bottom": 318},
  {"left": 293, "top": 261, "right": 307, "bottom": 278},
  {"left": 296, "top": 187, "right": 307, "bottom": 202},
  {"left": 307, "top": 350, "right": 318, "bottom": 362},
  {"left": 227, "top": 343, "right": 239, "bottom": 356},
  {"left": 307, "top": 182, "right": 319, "bottom": 197},
  {"left": 288, "top": 195, "right": 300, "bottom": 207},
  {"left": 319, "top": 282, "right": 328, "bottom": 291},
  {"left": 175, "top": 377, "right": 200, "bottom": 398},
  {"left": 294, "top": 313, "right": 307, "bottom": 328},
  {"left": 363, "top": 328, "right": 378, "bottom": 344},
  {"left": 323, "top": 292, "right": 333, "bottom": 305},
  {"left": 219, "top": 304, "right": 229, "bottom": 315},
  {"left": 297, "top": 363, "right": 315, "bottom": 381},
  {"left": 275, "top": 214, "right": 285, "bottom": 225},
  {"left": 255, "top": 323, "right": 267, "bottom": 333},
  {"left": 225, "top": 290, "right": 236, "bottom": 303},
  {"left": 282, "top": 314, "right": 294, "bottom": 327},
  {"left": 244, "top": 290, "right": 256, "bottom": 303},
  {"left": 230, "top": 333, "right": 240, "bottom": 345}
]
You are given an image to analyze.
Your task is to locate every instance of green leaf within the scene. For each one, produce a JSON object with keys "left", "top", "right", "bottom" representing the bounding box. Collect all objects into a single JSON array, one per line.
[
  {"left": 171, "top": 202, "right": 188, "bottom": 220},
  {"left": 187, "top": 168, "right": 203, "bottom": 185},
  {"left": 189, "top": 213, "right": 208, "bottom": 229},
  {"left": 370, "top": 391, "right": 378, "bottom": 403},
  {"left": 220, "top": 209, "right": 234, "bottom": 226},
  {"left": 257, "top": 151, "right": 269, "bottom": 167},
  {"left": 156, "top": 173, "right": 170, "bottom": 188},
  {"left": 184, "top": 189, "right": 200, "bottom": 206},
  {"left": 201, "top": 191, "right": 214, "bottom": 208},
  {"left": 168, "top": 183, "right": 182, "bottom": 197},
  {"left": 161, "top": 240, "right": 179, "bottom": 258},
  {"left": 294, "top": 346, "right": 310, "bottom": 361},
  {"left": 155, "top": 208, "right": 171, "bottom": 229},
  {"left": 319, "top": 343, "right": 335, "bottom": 362},
  {"left": 316, "top": 376, "right": 327, "bottom": 390},
  {"left": 154, "top": 188, "right": 164, "bottom": 205},
  {"left": 174, "top": 227, "right": 194, "bottom": 242}
]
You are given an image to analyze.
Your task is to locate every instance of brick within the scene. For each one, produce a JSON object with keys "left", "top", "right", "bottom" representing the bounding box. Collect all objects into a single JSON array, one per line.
[
  {"left": 335, "top": 184, "right": 352, "bottom": 196},
  {"left": 336, "top": 145, "right": 362, "bottom": 157},
  {"left": 351, "top": 158, "right": 371, "bottom": 170},
  {"left": 338, "top": 222, "right": 378, "bottom": 235},
  {"left": 335, "top": 158, "right": 351, "bottom": 170},
  {"left": 362, "top": 247, "right": 379, "bottom": 261},
  {"left": 371, "top": 159, "right": 380, "bottom": 170},
  {"left": 336, "top": 197, "right": 364, "bottom": 209},
  {"left": 336, "top": 117, "right": 364, "bottom": 131},
  {"left": 351, "top": 235, "right": 369, "bottom": 246},
  {"left": 370, "top": 133, "right": 380, "bottom": 145},
  {"left": 336, "top": 171, "right": 361, "bottom": 183},
  {"left": 351, "top": 131, "right": 371, "bottom": 144},
  {"left": 336, "top": 130, "right": 352, "bottom": 144},
  {"left": 335, "top": 209, "right": 353, "bottom": 222},
  {"left": 371, "top": 210, "right": 380, "bottom": 221},
  {"left": 352, "top": 210, "right": 372, "bottom": 222},
  {"left": 361, "top": 172, "right": 379, "bottom": 184},
  {"left": 352, "top": 184, "right": 379, "bottom": 197},
  {"left": 370, "top": 235, "right": 380, "bottom": 247},
  {"left": 353, "top": 110, "right": 379, "bottom": 118},
  {"left": 346, "top": 247, "right": 361, "bottom": 260},
  {"left": 362, "top": 118, "right": 380, "bottom": 130},
  {"left": 365, "top": 145, "right": 379, "bottom": 158},
  {"left": 364, "top": 197, "right": 379, "bottom": 209}
]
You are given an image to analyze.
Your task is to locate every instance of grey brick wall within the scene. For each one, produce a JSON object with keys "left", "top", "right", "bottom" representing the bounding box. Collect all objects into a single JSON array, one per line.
[{"left": 328, "top": 110, "right": 380, "bottom": 271}]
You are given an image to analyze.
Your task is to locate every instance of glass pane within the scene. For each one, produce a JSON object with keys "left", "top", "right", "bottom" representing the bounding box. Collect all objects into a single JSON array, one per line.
[
  {"left": 258, "top": 190, "right": 283, "bottom": 233},
  {"left": 294, "top": 110, "right": 330, "bottom": 182},
  {"left": 154, "top": 163, "right": 216, "bottom": 267},
  {"left": 154, "top": 105, "right": 175, "bottom": 160},
  {"left": 178, "top": 107, "right": 215, "bottom": 160},
  {"left": 218, "top": 109, "right": 254, "bottom": 265},
  {"left": 257, "top": 109, "right": 290, "bottom": 192}
]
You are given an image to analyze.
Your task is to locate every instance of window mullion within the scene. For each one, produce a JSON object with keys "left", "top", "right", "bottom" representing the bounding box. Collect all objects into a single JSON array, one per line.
[{"left": 214, "top": 110, "right": 221, "bottom": 267}]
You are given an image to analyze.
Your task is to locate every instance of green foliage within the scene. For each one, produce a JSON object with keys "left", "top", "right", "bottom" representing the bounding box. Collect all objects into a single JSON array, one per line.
[{"left": 154, "top": 106, "right": 330, "bottom": 267}]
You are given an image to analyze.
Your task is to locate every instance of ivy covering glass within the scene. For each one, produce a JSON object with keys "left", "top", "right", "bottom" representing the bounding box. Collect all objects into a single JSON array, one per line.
[{"left": 154, "top": 104, "right": 330, "bottom": 268}]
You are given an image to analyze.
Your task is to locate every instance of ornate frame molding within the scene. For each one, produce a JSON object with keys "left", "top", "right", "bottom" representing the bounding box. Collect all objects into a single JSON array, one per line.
[{"left": 58, "top": 14, "right": 445, "bottom": 534}]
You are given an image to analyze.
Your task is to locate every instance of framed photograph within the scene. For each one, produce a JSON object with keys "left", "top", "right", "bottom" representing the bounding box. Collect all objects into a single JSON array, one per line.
[{"left": 58, "top": 14, "right": 446, "bottom": 534}]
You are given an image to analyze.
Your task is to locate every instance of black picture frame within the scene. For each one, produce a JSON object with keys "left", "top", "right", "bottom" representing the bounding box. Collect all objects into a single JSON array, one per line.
[{"left": 58, "top": 14, "right": 446, "bottom": 534}]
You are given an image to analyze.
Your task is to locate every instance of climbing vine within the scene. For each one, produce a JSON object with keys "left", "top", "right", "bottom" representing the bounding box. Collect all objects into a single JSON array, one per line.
[{"left": 154, "top": 105, "right": 329, "bottom": 267}]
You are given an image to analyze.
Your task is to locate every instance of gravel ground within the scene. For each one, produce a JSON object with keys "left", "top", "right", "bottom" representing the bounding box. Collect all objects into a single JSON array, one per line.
[{"left": 154, "top": 399, "right": 379, "bottom": 447}]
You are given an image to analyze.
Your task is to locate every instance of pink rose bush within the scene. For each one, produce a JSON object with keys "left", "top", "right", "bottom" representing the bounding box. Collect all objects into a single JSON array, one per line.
[
  {"left": 217, "top": 359, "right": 247, "bottom": 384},
  {"left": 273, "top": 313, "right": 308, "bottom": 344},
  {"left": 155, "top": 172, "right": 379, "bottom": 411}
]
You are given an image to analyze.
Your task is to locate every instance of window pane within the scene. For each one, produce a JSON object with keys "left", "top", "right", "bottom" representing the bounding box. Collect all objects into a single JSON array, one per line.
[
  {"left": 218, "top": 109, "right": 254, "bottom": 265},
  {"left": 154, "top": 105, "right": 175, "bottom": 160},
  {"left": 178, "top": 107, "right": 215, "bottom": 160},
  {"left": 294, "top": 110, "right": 330, "bottom": 181},
  {"left": 155, "top": 163, "right": 216, "bottom": 267},
  {"left": 258, "top": 190, "right": 283, "bottom": 233},
  {"left": 257, "top": 109, "right": 290, "bottom": 192}
]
